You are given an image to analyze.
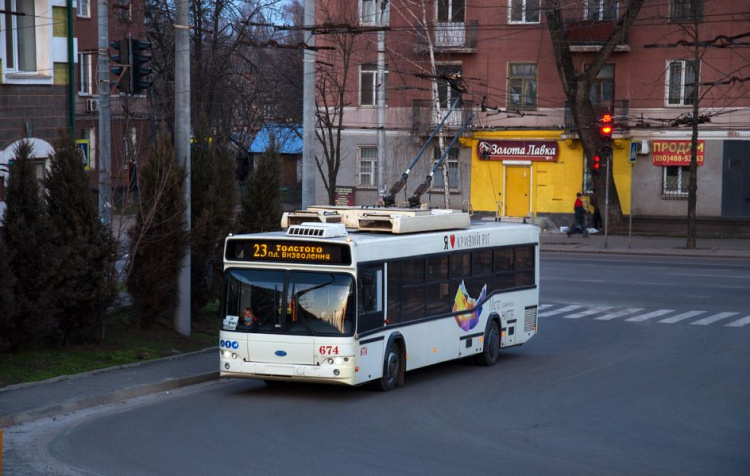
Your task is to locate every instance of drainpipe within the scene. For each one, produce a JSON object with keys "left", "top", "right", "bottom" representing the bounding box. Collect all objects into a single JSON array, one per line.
[{"left": 67, "top": 0, "right": 75, "bottom": 135}]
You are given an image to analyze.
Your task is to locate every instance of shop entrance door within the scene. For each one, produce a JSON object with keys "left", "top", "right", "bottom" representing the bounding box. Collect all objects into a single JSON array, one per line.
[{"left": 505, "top": 166, "right": 531, "bottom": 217}]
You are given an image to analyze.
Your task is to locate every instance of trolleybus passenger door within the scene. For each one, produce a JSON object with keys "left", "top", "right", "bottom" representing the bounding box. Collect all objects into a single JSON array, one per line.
[{"left": 357, "top": 265, "right": 385, "bottom": 382}]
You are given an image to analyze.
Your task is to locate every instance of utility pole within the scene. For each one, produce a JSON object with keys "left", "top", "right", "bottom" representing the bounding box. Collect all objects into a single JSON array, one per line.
[
  {"left": 376, "top": 0, "right": 386, "bottom": 203},
  {"left": 174, "top": 0, "right": 191, "bottom": 336},
  {"left": 97, "top": 0, "right": 111, "bottom": 226},
  {"left": 302, "top": 0, "right": 316, "bottom": 208}
]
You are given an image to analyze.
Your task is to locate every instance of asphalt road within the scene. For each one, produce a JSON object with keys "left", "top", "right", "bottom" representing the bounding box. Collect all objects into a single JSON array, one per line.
[{"left": 4, "top": 253, "right": 749, "bottom": 475}]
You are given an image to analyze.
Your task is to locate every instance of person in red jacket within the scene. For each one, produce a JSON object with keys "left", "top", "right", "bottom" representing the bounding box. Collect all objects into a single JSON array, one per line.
[{"left": 568, "top": 193, "right": 588, "bottom": 237}]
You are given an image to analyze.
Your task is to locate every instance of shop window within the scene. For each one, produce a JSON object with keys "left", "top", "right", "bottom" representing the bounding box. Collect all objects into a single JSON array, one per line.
[{"left": 662, "top": 166, "right": 690, "bottom": 199}]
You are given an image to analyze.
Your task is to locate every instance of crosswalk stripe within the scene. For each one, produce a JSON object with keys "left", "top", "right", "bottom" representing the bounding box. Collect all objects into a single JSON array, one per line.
[
  {"left": 538, "top": 304, "right": 554, "bottom": 311},
  {"left": 626, "top": 309, "right": 676, "bottom": 322},
  {"left": 564, "top": 306, "right": 613, "bottom": 319},
  {"left": 539, "top": 305, "right": 583, "bottom": 317},
  {"left": 691, "top": 312, "right": 739, "bottom": 326},
  {"left": 659, "top": 310, "right": 707, "bottom": 324},
  {"left": 726, "top": 315, "right": 750, "bottom": 327},
  {"left": 595, "top": 308, "right": 644, "bottom": 321}
]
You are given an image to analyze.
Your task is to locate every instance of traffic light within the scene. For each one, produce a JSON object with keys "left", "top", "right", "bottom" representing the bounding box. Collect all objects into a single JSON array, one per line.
[
  {"left": 593, "top": 154, "right": 601, "bottom": 173},
  {"left": 130, "top": 39, "right": 153, "bottom": 94},
  {"left": 110, "top": 39, "right": 132, "bottom": 93},
  {"left": 599, "top": 114, "right": 613, "bottom": 141}
]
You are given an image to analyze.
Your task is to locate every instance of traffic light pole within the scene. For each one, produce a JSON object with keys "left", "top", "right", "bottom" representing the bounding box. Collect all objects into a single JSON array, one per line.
[
  {"left": 604, "top": 147, "right": 611, "bottom": 250},
  {"left": 97, "top": 0, "right": 111, "bottom": 226}
]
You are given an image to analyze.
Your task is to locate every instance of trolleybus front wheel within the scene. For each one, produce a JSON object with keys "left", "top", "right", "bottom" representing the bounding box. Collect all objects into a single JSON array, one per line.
[{"left": 379, "top": 342, "right": 401, "bottom": 391}]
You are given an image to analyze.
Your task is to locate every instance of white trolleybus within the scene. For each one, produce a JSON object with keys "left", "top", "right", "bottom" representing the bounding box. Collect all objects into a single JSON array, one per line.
[{"left": 219, "top": 206, "right": 540, "bottom": 391}]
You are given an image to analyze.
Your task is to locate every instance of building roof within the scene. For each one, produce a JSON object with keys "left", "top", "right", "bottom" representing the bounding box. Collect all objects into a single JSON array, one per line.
[{"left": 249, "top": 124, "right": 303, "bottom": 155}]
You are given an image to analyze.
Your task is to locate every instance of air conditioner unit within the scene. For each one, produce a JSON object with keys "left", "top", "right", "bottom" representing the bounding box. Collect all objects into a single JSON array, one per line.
[
  {"left": 635, "top": 140, "right": 650, "bottom": 155},
  {"left": 85, "top": 98, "right": 98, "bottom": 113}
]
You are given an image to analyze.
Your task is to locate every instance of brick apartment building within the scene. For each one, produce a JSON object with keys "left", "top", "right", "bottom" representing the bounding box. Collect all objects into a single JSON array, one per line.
[
  {"left": 312, "top": 0, "right": 750, "bottom": 224},
  {"left": 0, "top": 0, "right": 150, "bottom": 218}
]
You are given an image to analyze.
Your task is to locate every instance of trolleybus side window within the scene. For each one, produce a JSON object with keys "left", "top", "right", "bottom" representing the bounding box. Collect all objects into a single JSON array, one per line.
[{"left": 514, "top": 245, "right": 535, "bottom": 287}]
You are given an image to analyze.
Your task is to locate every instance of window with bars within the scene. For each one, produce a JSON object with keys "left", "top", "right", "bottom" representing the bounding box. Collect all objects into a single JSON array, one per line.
[
  {"left": 432, "top": 148, "right": 460, "bottom": 191},
  {"left": 509, "top": 0, "right": 540, "bottom": 23},
  {"left": 586, "top": 0, "right": 618, "bottom": 20},
  {"left": 662, "top": 166, "right": 690, "bottom": 199},
  {"left": 508, "top": 63, "right": 537, "bottom": 110},
  {"left": 671, "top": 0, "right": 703, "bottom": 21},
  {"left": 357, "top": 146, "right": 378, "bottom": 188},
  {"left": 667, "top": 60, "right": 697, "bottom": 106},
  {"left": 360, "top": 63, "right": 388, "bottom": 106}
]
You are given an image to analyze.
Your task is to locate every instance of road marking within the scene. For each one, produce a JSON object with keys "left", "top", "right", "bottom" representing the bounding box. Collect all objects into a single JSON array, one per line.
[
  {"left": 541, "top": 278, "right": 606, "bottom": 283},
  {"left": 595, "top": 308, "right": 644, "bottom": 321},
  {"left": 691, "top": 312, "right": 739, "bottom": 326},
  {"left": 626, "top": 309, "right": 676, "bottom": 322},
  {"left": 539, "top": 305, "right": 583, "bottom": 317},
  {"left": 666, "top": 273, "right": 750, "bottom": 279},
  {"left": 726, "top": 315, "right": 750, "bottom": 327},
  {"left": 564, "top": 306, "right": 613, "bottom": 319},
  {"left": 659, "top": 310, "right": 707, "bottom": 324},
  {"left": 538, "top": 304, "right": 554, "bottom": 311}
]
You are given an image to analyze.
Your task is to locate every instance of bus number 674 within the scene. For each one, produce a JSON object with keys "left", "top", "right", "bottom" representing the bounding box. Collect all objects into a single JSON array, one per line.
[{"left": 319, "top": 345, "right": 339, "bottom": 355}]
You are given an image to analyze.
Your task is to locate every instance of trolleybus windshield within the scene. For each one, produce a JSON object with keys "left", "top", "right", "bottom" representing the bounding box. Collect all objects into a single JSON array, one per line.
[{"left": 222, "top": 269, "right": 355, "bottom": 337}]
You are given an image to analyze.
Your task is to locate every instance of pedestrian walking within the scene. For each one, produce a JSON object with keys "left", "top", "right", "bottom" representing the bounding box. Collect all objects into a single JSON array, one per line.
[{"left": 568, "top": 192, "right": 588, "bottom": 237}]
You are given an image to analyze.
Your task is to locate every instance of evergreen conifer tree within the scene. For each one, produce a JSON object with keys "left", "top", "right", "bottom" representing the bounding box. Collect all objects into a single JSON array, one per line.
[
  {"left": 126, "top": 130, "right": 187, "bottom": 327},
  {"left": 190, "top": 118, "right": 237, "bottom": 312},
  {"left": 236, "top": 136, "right": 282, "bottom": 233},
  {"left": 2, "top": 141, "right": 56, "bottom": 349},
  {"left": 44, "top": 133, "right": 119, "bottom": 345},
  {"left": 0, "top": 237, "right": 18, "bottom": 351}
]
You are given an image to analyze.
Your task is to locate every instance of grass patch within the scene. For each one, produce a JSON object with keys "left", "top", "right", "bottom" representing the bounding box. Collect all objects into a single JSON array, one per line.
[{"left": 0, "top": 302, "right": 219, "bottom": 388}]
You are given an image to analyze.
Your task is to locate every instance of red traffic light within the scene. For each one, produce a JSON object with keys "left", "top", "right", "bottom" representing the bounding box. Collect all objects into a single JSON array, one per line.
[
  {"left": 593, "top": 155, "right": 601, "bottom": 171},
  {"left": 599, "top": 114, "right": 613, "bottom": 138}
]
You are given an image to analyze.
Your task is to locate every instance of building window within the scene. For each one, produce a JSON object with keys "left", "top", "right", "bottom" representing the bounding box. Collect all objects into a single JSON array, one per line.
[
  {"left": 432, "top": 148, "right": 459, "bottom": 191},
  {"left": 360, "top": 0, "right": 389, "bottom": 25},
  {"left": 671, "top": 0, "right": 702, "bottom": 21},
  {"left": 583, "top": 152, "right": 594, "bottom": 195},
  {"left": 586, "top": 0, "right": 618, "bottom": 21},
  {"left": 357, "top": 146, "right": 378, "bottom": 188},
  {"left": 509, "top": 0, "right": 540, "bottom": 23},
  {"left": 79, "top": 52, "right": 94, "bottom": 95},
  {"left": 4, "top": 0, "right": 37, "bottom": 72},
  {"left": 360, "top": 63, "right": 388, "bottom": 106},
  {"left": 438, "top": 0, "right": 465, "bottom": 22},
  {"left": 76, "top": 0, "right": 90, "bottom": 18},
  {"left": 589, "top": 64, "right": 614, "bottom": 110},
  {"left": 666, "top": 60, "right": 697, "bottom": 106},
  {"left": 662, "top": 166, "right": 690, "bottom": 199},
  {"left": 508, "top": 63, "right": 537, "bottom": 110}
]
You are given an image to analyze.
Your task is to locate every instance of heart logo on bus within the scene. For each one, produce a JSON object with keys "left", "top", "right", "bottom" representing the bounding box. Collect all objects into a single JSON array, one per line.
[{"left": 450, "top": 234, "right": 456, "bottom": 248}]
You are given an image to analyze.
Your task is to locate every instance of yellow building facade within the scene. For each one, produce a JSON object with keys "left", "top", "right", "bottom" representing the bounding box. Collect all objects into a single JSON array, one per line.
[{"left": 462, "top": 130, "right": 633, "bottom": 218}]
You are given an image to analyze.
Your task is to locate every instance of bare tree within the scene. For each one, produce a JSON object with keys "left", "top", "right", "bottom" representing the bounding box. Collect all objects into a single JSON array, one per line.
[
  {"left": 544, "top": 0, "right": 646, "bottom": 230},
  {"left": 314, "top": 1, "right": 362, "bottom": 205}
]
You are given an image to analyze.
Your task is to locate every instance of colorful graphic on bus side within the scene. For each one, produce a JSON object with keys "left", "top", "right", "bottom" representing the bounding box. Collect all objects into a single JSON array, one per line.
[{"left": 453, "top": 281, "right": 487, "bottom": 331}]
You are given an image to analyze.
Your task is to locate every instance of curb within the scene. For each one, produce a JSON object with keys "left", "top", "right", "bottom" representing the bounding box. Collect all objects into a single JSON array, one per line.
[{"left": 0, "top": 371, "right": 220, "bottom": 428}]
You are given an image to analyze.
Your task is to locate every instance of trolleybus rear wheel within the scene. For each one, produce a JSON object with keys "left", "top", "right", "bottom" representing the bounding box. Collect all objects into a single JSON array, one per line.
[{"left": 475, "top": 321, "right": 500, "bottom": 366}]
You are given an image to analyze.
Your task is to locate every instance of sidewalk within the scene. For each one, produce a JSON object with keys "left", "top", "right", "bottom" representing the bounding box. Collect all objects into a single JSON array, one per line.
[{"left": 1, "top": 233, "right": 749, "bottom": 429}]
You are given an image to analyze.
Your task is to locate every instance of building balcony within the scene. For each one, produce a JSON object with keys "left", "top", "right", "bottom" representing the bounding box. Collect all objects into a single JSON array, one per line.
[
  {"left": 565, "top": 20, "right": 630, "bottom": 52},
  {"left": 564, "top": 100, "right": 630, "bottom": 133},
  {"left": 415, "top": 21, "right": 478, "bottom": 54},
  {"left": 411, "top": 99, "right": 475, "bottom": 137}
]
